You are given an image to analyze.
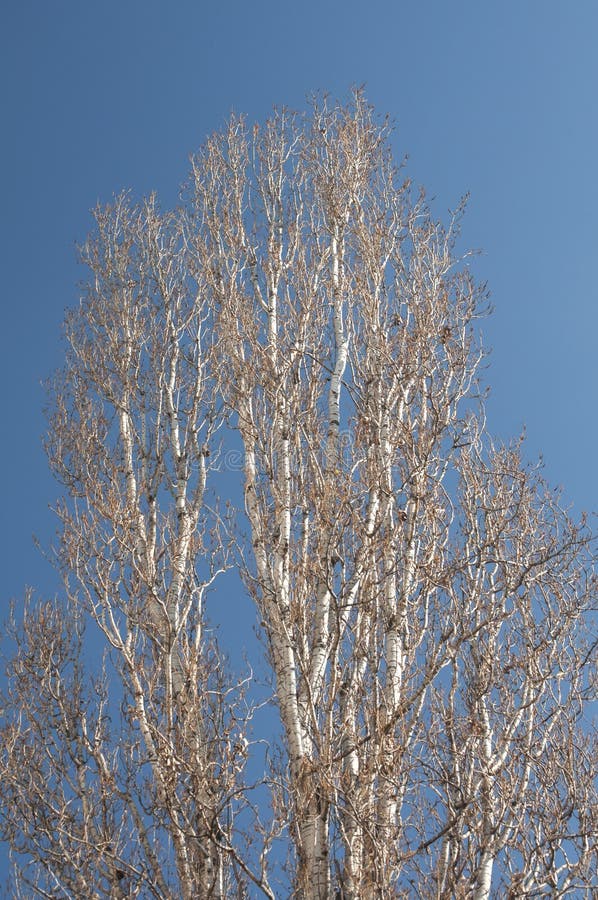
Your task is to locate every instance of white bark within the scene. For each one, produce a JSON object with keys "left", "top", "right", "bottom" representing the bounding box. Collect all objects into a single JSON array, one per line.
[{"left": 16, "top": 98, "right": 593, "bottom": 900}]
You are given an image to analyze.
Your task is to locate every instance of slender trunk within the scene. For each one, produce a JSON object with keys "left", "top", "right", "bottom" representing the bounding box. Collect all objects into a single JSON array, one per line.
[
  {"left": 473, "top": 850, "right": 494, "bottom": 900},
  {"left": 472, "top": 692, "right": 495, "bottom": 899},
  {"left": 299, "top": 791, "right": 331, "bottom": 900}
]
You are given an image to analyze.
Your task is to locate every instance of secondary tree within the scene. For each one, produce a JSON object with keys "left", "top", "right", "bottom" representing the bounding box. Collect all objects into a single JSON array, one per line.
[{"left": 1, "top": 92, "right": 596, "bottom": 898}]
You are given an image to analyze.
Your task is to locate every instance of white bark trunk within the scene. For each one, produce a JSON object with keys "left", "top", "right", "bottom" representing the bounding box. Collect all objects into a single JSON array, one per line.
[
  {"left": 473, "top": 851, "right": 494, "bottom": 900},
  {"left": 300, "top": 799, "right": 330, "bottom": 900},
  {"left": 304, "top": 227, "right": 349, "bottom": 710}
]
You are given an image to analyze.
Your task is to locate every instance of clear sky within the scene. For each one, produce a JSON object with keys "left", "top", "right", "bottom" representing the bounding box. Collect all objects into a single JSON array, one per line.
[
  {"left": 0, "top": 0, "right": 597, "bottom": 889},
  {"left": 1, "top": 0, "right": 596, "bottom": 757}
]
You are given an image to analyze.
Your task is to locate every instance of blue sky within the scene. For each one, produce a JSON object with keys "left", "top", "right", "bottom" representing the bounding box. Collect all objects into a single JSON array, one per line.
[
  {"left": 0, "top": 1, "right": 596, "bottom": 890},
  {"left": 1, "top": 0, "right": 596, "bottom": 676}
]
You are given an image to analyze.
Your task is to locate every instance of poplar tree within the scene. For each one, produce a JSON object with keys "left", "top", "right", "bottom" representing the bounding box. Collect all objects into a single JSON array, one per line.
[{"left": 1, "top": 93, "right": 595, "bottom": 899}]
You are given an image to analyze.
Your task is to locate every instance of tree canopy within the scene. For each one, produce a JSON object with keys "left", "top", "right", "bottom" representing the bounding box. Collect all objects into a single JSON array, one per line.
[{"left": 1, "top": 92, "right": 595, "bottom": 899}]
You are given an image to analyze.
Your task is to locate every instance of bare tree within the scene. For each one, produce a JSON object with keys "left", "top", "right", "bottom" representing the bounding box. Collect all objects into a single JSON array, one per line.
[
  {"left": 187, "top": 93, "right": 596, "bottom": 898},
  {"left": 1, "top": 196, "right": 274, "bottom": 898},
  {"left": 1, "top": 93, "right": 595, "bottom": 899}
]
